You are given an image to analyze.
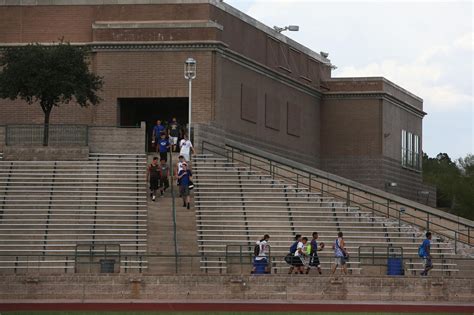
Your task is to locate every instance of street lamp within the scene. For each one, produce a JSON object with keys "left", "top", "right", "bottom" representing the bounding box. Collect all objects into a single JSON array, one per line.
[{"left": 184, "top": 58, "right": 197, "bottom": 140}]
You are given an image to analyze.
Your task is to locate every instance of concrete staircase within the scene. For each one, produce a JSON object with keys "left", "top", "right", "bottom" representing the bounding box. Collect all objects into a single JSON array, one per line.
[
  {"left": 193, "top": 154, "right": 459, "bottom": 276},
  {"left": 0, "top": 153, "right": 147, "bottom": 273},
  {"left": 145, "top": 153, "right": 200, "bottom": 274}
]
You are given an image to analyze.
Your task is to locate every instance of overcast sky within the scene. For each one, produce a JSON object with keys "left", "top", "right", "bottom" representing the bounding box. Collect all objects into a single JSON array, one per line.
[{"left": 226, "top": 0, "right": 473, "bottom": 159}]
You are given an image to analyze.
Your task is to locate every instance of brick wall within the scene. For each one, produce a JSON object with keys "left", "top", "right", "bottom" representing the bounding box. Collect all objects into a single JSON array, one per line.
[
  {"left": 214, "top": 55, "right": 321, "bottom": 166},
  {"left": 321, "top": 97, "right": 382, "bottom": 157}
]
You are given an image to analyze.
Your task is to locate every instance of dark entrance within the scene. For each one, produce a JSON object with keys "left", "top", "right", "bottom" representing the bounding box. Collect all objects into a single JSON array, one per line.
[{"left": 119, "top": 98, "right": 188, "bottom": 152}]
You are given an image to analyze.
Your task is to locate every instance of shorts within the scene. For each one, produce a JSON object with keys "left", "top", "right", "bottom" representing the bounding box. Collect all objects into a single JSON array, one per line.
[
  {"left": 181, "top": 153, "right": 190, "bottom": 162},
  {"left": 291, "top": 256, "right": 305, "bottom": 267},
  {"left": 423, "top": 257, "right": 433, "bottom": 268},
  {"left": 334, "top": 256, "right": 346, "bottom": 266},
  {"left": 159, "top": 152, "right": 168, "bottom": 161},
  {"left": 179, "top": 185, "right": 190, "bottom": 196},
  {"left": 159, "top": 177, "right": 169, "bottom": 189},
  {"left": 170, "top": 136, "right": 178, "bottom": 145},
  {"left": 309, "top": 253, "right": 321, "bottom": 267},
  {"left": 149, "top": 177, "right": 159, "bottom": 191}
]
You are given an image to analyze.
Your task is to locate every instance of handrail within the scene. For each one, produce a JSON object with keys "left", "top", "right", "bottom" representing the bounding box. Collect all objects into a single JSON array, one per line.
[
  {"left": 201, "top": 141, "right": 473, "bottom": 247},
  {"left": 358, "top": 245, "right": 403, "bottom": 266},
  {"left": 0, "top": 252, "right": 469, "bottom": 276},
  {"left": 169, "top": 151, "right": 179, "bottom": 273}
]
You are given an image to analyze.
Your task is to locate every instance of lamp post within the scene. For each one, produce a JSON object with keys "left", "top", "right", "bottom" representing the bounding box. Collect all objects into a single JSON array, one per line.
[{"left": 184, "top": 58, "right": 197, "bottom": 140}]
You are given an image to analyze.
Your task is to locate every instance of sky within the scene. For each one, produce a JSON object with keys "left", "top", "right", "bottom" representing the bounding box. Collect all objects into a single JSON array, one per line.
[{"left": 226, "top": 0, "right": 473, "bottom": 159}]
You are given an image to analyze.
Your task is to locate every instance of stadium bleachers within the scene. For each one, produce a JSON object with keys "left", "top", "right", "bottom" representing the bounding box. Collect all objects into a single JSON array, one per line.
[
  {"left": 193, "top": 154, "right": 459, "bottom": 275},
  {"left": 0, "top": 153, "right": 147, "bottom": 273}
]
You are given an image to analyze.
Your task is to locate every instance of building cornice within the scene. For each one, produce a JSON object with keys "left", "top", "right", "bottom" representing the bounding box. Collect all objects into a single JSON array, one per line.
[
  {"left": 323, "top": 92, "right": 426, "bottom": 118},
  {"left": 92, "top": 20, "right": 224, "bottom": 31}
]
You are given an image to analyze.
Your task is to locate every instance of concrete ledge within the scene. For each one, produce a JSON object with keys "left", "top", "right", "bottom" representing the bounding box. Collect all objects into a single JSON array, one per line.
[
  {"left": 3, "top": 146, "right": 89, "bottom": 161},
  {"left": 0, "top": 274, "right": 473, "bottom": 303}
]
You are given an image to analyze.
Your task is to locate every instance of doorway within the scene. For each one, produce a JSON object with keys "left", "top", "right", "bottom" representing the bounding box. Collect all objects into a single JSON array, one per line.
[{"left": 118, "top": 97, "right": 188, "bottom": 152}]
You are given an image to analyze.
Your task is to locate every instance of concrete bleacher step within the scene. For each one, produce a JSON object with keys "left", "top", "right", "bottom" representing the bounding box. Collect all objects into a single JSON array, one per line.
[
  {"left": 192, "top": 154, "right": 461, "bottom": 275},
  {"left": 0, "top": 153, "right": 148, "bottom": 273}
]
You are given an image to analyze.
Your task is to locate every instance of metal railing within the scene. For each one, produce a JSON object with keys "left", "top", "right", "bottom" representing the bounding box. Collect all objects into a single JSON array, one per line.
[
  {"left": 1, "top": 253, "right": 469, "bottom": 276},
  {"left": 358, "top": 245, "right": 403, "bottom": 266},
  {"left": 5, "top": 124, "right": 88, "bottom": 146},
  {"left": 200, "top": 141, "right": 473, "bottom": 248}
]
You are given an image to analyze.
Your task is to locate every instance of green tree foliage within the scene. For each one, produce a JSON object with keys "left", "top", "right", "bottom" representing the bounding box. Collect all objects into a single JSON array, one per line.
[
  {"left": 0, "top": 42, "right": 103, "bottom": 145},
  {"left": 423, "top": 153, "right": 474, "bottom": 220}
]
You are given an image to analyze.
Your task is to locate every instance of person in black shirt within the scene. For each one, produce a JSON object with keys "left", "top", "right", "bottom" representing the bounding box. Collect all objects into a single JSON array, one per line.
[
  {"left": 168, "top": 117, "right": 180, "bottom": 152},
  {"left": 147, "top": 157, "right": 160, "bottom": 201}
]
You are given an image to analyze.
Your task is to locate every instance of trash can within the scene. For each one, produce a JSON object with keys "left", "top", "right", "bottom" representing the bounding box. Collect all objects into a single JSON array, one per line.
[
  {"left": 100, "top": 259, "right": 115, "bottom": 273},
  {"left": 387, "top": 258, "right": 404, "bottom": 276},
  {"left": 254, "top": 258, "right": 268, "bottom": 274}
]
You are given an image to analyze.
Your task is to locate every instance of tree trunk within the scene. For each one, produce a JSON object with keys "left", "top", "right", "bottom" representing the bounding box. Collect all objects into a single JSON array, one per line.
[{"left": 43, "top": 109, "right": 51, "bottom": 146}]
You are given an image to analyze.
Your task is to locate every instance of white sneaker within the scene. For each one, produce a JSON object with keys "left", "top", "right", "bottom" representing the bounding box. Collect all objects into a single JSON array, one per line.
[{"left": 152, "top": 195, "right": 156, "bottom": 201}]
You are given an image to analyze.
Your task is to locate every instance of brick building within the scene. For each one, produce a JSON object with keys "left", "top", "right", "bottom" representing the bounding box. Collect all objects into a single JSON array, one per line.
[{"left": 0, "top": 0, "right": 432, "bottom": 203}]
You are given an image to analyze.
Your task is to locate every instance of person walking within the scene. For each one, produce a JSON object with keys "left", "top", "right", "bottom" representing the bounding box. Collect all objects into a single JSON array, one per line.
[
  {"left": 152, "top": 120, "right": 165, "bottom": 153},
  {"left": 285, "top": 234, "right": 301, "bottom": 274},
  {"left": 179, "top": 134, "right": 195, "bottom": 162},
  {"left": 168, "top": 117, "right": 180, "bottom": 152},
  {"left": 251, "top": 234, "right": 270, "bottom": 274},
  {"left": 178, "top": 162, "right": 193, "bottom": 209},
  {"left": 146, "top": 157, "right": 160, "bottom": 202},
  {"left": 158, "top": 158, "right": 170, "bottom": 197},
  {"left": 420, "top": 232, "right": 433, "bottom": 276},
  {"left": 331, "top": 231, "right": 348, "bottom": 275},
  {"left": 158, "top": 132, "right": 170, "bottom": 162},
  {"left": 292, "top": 237, "right": 308, "bottom": 274},
  {"left": 306, "top": 232, "right": 324, "bottom": 274}
]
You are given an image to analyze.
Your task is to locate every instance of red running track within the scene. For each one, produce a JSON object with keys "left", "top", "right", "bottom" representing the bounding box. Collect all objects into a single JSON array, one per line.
[{"left": 1, "top": 302, "right": 473, "bottom": 313}]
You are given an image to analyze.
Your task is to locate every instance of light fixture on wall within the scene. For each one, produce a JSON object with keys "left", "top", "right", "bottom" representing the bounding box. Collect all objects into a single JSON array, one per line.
[{"left": 273, "top": 25, "right": 299, "bottom": 33}]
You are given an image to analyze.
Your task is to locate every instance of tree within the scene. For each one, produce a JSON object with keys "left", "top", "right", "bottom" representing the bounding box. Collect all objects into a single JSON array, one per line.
[
  {"left": 423, "top": 153, "right": 460, "bottom": 210},
  {"left": 423, "top": 152, "right": 474, "bottom": 220},
  {"left": 0, "top": 42, "right": 103, "bottom": 146}
]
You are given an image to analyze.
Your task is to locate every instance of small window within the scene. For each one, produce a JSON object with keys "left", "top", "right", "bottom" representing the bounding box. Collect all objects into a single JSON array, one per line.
[
  {"left": 414, "top": 135, "right": 420, "bottom": 169},
  {"left": 407, "top": 132, "right": 413, "bottom": 166},
  {"left": 401, "top": 130, "right": 407, "bottom": 166}
]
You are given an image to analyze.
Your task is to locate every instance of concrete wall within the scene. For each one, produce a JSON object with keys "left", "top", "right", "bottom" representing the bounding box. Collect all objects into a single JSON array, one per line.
[
  {"left": 0, "top": 126, "right": 4, "bottom": 153},
  {"left": 1, "top": 274, "right": 473, "bottom": 303},
  {"left": 3, "top": 147, "right": 89, "bottom": 161},
  {"left": 88, "top": 123, "right": 146, "bottom": 153}
]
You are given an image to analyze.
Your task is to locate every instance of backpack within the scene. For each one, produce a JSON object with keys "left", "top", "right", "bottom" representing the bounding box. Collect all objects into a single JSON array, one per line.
[
  {"left": 418, "top": 244, "right": 425, "bottom": 257},
  {"left": 254, "top": 239, "right": 264, "bottom": 256},
  {"left": 289, "top": 241, "right": 298, "bottom": 255}
]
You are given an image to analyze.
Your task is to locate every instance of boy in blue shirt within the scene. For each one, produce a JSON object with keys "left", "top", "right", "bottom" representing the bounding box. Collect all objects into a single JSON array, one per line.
[
  {"left": 152, "top": 120, "right": 166, "bottom": 152},
  {"left": 420, "top": 232, "right": 433, "bottom": 276},
  {"left": 158, "top": 133, "right": 170, "bottom": 162},
  {"left": 178, "top": 162, "right": 193, "bottom": 209}
]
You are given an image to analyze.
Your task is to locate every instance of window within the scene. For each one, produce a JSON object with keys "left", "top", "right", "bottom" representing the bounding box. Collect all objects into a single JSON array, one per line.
[
  {"left": 407, "top": 132, "right": 413, "bottom": 166},
  {"left": 401, "top": 130, "right": 421, "bottom": 170},
  {"left": 414, "top": 135, "right": 420, "bottom": 169},
  {"left": 401, "top": 130, "right": 407, "bottom": 167}
]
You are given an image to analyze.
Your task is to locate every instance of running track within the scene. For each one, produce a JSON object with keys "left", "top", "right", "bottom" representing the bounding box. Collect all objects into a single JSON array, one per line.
[{"left": 1, "top": 302, "right": 473, "bottom": 313}]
